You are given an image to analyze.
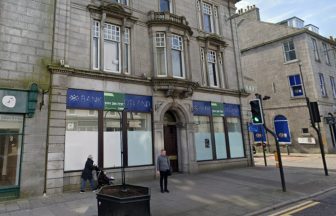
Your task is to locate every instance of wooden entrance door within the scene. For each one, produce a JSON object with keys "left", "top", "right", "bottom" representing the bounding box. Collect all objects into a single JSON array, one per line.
[{"left": 164, "top": 125, "right": 178, "bottom": 172}]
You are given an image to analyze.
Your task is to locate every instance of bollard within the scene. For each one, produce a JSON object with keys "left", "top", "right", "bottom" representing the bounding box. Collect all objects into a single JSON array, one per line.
[{"left": 274, "top": 151, "right": 279, "bottom": 168}]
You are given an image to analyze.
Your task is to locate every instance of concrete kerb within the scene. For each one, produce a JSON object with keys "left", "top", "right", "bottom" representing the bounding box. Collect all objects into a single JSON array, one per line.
[{"left": 246, "top": 186, "right": 336, "bottom": 216}]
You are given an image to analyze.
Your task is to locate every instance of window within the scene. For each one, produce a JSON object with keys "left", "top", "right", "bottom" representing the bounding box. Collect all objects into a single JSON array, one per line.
[
  {"left": 160, "top": 0, "right": 172, "bottom": 12},
  {"left": 319, "top": 73, "right": 327, "bottom": 97},
  {"left": 330, "top": 76, "right": 336, "bottom": 98},
  {"left": 65, "top": 109, "right": 98, "bottom": 171},
  {"left": 202, "top": 3, "right": 212, "bottom": 33},
  {"left": 283, "top": 40, "right": 297, "bottom": 62},
  {"left": 127, "top": 112, "right": 153, "bottom": 166},
  {"left": 288, "top": 74, "right": 303, "bottom": 97},
  {"left": 0, "top": 115, "right": 24, "bottom": 188},
  {"left": 104, "top": 23, "right": 120, "bottom": 72},
  {"left": 92, "top": 21, "right": 131, "bottom": 73},
  {"left": 112, "top": 0, "right": 129, "bottom": 5},
  {"left": 171, "top": 34, "right": 184, "bottom": 78},
  {"left": 227, "top": 117, "right": 244, "bottom": 158},
  {"left": 207, "top": 50, "right": 219, "bottom": 87},
  {"left": 213, "top": 117, "right": 227, "bottom": 159},
  {"left": 202, "top": 3, "right": 213, "bottom": 33},
  {"left": 194, "top": 115, "right": 213, "bottom": 161},
  {"left": 92, "top": 21, "right": 100, "bottom": 70},
  {"left": 322, "top": 43, "right": 330, "bottom": 65},
  {"left": 155, "top": 32, "right": 167, "bottom": 76},
  {"left": 312, "top": 38, "right": 320, "bottom": 61}
]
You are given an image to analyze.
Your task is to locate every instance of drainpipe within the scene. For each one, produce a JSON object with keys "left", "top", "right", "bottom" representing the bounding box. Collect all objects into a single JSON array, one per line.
[{"left": 43, "top": 0, "right": 58, "bottom": 196}]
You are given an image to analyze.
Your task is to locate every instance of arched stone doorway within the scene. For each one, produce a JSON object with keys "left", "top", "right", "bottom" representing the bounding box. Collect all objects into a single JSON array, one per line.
[{"left": 163, "top": 111, "right": 179, "bottom": 172}]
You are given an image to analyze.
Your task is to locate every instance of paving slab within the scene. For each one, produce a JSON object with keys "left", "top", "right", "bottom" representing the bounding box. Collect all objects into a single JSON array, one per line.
[{"left": 1, "top": 154, "right": 336, "bottom": 216}]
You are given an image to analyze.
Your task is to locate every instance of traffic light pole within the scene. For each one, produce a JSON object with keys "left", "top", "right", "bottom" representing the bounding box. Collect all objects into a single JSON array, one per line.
[
  {"left": 256, "top": 94, "right": 286, "bottom": 192},
  {"left": 299, "top": 63, "right": 328, "bottom": 176}
]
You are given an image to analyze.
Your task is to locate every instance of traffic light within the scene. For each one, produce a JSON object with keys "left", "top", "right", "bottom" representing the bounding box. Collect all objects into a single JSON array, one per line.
[{"left": 250, "top": 99, "right": 264, "bottom": 125}]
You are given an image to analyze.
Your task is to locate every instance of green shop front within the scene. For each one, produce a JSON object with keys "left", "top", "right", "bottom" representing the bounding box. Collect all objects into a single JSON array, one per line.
[{"left": 0, "top": 86, "right": 38, "bottom": 199}]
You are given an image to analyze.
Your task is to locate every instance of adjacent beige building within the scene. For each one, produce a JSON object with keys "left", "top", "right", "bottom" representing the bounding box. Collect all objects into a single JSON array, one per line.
[{"left": 235, "top": 6, "right": 336, "bottom": 153}]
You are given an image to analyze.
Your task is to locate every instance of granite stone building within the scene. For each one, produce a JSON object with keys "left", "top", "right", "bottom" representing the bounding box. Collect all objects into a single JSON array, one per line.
[
  {"left": 235, "top": 6, "right": 336, "bottom": 153},
  {"left": 0, "top": 0, "right": 250, "bottom": 198},
  {"left": 0, "top": 0, "right": 54, "bottom": 199}
]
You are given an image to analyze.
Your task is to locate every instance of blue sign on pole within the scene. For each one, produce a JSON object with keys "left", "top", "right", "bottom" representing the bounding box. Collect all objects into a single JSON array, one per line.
[
  {"left": 274, "top": 117, "right": 291, "bottom": 144},
  {"left": 248, "top": 123, "right": 259, "bottom": 133},
  {"left": 125, "top": 94, "right": 152, "bottom": 112},
  {"left": 66, "top": 89, "right": 104, "bottom": 110},
  {"left": 253, "top": 125, "right": 266, "bottom": 143}
]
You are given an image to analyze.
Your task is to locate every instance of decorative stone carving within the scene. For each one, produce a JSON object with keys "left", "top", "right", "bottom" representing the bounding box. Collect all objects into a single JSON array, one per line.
[{"left": 152, "top": 78, "right": 199, "bottom": 99}]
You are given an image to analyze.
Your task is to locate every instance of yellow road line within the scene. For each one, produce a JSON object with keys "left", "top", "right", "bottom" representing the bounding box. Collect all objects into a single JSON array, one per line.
[{"left": 269, "top": 200, "right": 320, "bottom": 216}]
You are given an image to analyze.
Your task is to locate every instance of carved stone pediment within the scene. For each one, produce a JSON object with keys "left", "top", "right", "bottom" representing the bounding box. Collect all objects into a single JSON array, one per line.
[
  {"left": 152, "top": 78, "right": 199, "bottom": 99},
  {"left": 88, "top": 2, "right": 138, "bottom": 22},
  {"left": 197, "top": 34, "right": 228, "bottom": 47}
]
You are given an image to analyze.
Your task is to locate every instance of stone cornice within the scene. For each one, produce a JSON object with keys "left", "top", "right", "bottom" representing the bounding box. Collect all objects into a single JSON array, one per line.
[
  {"left": 48, "top": 65, "right": 151, "bottom": 85},
  {"left": 242, "top": 29, "right": 336, "bottom": 53},
  {"left": 197, "top": 86, "right": 249, "bottom": 97},
  {"left": 48, "top": 66, "right": 248, "bottom": 97}
]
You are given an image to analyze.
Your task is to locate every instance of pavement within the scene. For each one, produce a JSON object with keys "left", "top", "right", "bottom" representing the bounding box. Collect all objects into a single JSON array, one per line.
[{"left": 1, "top": 153, "right": 336, "bottom": 216}]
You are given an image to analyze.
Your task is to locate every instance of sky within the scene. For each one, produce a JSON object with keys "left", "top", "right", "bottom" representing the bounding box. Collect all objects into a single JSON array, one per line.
[{"left": 236, "top": 0, "right": 336, "bottom": 38}]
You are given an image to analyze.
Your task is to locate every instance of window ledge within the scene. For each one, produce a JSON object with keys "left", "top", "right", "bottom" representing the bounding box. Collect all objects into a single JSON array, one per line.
[
  {"left": 284, "top": 59, "right": 299, "bottom": 65},
  {"left": 289, "top": 96, "right": 305, "bottom": 100}
]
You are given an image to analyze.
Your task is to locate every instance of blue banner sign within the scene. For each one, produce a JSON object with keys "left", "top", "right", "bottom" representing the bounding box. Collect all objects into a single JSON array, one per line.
[
  {"left": 274, "top": 115, "right": 291, "bottom": 144},
  {"left": 125, "top": 94, "right": 152, "bottom": 112},
  {"left": 66, "top": 89, "right": 104, "bottom": 109},
  {"left": 224, "top": 103, "right": 241, "bottom": 117},
  {"left": 253, "top": 125, "right": 267, "bottom": 143},
  {"left": 248, "top": 123, "right": 259, "bottom": 133},
  {"left": 193, "top": 101, "right": 212, "bottom": 116}
]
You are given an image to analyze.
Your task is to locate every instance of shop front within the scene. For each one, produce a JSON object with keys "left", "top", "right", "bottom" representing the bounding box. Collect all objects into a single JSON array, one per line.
[
  {"left": 0, "top": 87, "right": 38, "bottom": 199},
  {"left": 64, "top": 89, "right": 154, "bottom": 173}
]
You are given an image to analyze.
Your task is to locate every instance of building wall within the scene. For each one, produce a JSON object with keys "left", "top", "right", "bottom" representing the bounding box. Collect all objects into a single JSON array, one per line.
[
  {"left": 45, "top": 0, "right": 250, "bottom": 194},
  {"left": 236, "top": 7, "right": 336, "bottom": 153},
  {"left": 0, "top": 0, "right": 54, "bottom": 197}
]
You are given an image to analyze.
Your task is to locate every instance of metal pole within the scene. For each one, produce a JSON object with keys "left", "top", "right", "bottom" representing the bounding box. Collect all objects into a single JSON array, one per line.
[
  {"left": 257, "top": 94, "right": 286, "bottom": 192},
  {"left": 264, "top": 125, "right": 286, "bottom": 192},
  {"left": 261, "top": 126, "right": 267, "bottom": 167},
  {"left": 299, "top": 62, "right": 328, "bottom": 176},
  {"left": 247, "top": 122, "right": 254, "bottom": 166}
]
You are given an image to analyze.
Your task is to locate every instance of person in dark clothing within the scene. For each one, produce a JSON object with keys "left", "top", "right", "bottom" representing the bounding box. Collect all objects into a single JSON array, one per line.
[
  {"left": 80, "top": 155, "right": 96, "bottom": 193},
  {"left": 156, "top": 149, "right": 171, "bottom": 193}
]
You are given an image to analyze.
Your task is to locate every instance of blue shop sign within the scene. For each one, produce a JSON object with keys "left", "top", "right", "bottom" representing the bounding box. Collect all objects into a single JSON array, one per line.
[
  {"left": 224, "top": 103, "right": 241, "bottom": 117},
  {"left": 193, "top": 101, "right": 212, "bottom": 116},
  {"left": 125, "top": 94, "right": 152, "bottom": 112},
  {"left": 66, "top": 89, "right": 104, "bottom": 110}
]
